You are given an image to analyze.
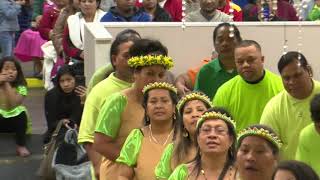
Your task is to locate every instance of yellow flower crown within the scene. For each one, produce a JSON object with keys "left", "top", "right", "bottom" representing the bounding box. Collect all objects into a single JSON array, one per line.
[
  {"left": 177, "top": 92, "right": 212, "bottom": 113},
  {"left": 196, "top": 111, "right": 236, "bottom": 130},
  {"left": 238, "top": 127, "right": 283, "bottom": 149},
  {"left": 142, "top": 82, "right": 177, "bottom": 95},
  {"left": 128, "top": 55, "right": 174, "bottom": 70}
]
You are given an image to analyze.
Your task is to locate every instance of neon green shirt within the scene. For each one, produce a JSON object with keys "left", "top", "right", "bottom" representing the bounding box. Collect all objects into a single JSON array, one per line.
[
  {"left": 168, "top": 164, "right": 188, "bottom": 180},
  {"left": 194, "top": 58, "right": 238, "bottom": 99},
  {"left": 261, "top": 80, "right": 320, "bottom": 160},
  {"left": 155, "top": 143, "right": 175, "bottom": 179},
  {"left": 78, "top": 73, "right": 131, "bottom": 144},
  {"left": 296, "top": 124, "right": 320, "bottom": 176},
  {"left": 86, "top": 64, "right": 114, "bottom": 94},
  {"left": 213, "top": 70, "right": 283, "bottom": 132}
]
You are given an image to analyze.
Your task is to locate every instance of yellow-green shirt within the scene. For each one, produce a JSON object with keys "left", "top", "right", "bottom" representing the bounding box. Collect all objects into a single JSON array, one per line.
[
  {"left": 213, "top": 70, "right": 283, "bottom": 132},
  {"left": 86, "top": 64, "right": 114, "bottom": 94},
  {"left": 261, "top": 80, "right": 320, "bottom": 160},
  {"left": 78, "top": 72, "right": 131, "bottom": 144},
  {"left": 296, "top": 123, "right": 320, "bottom": 176}
]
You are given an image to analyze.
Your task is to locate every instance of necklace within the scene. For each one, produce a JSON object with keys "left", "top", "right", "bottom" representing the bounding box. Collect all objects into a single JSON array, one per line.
[
  {"left": 148, "top": 124, "right": 174, "bottom": 146},
  {"left": 201, "top": 166, "right": 234, "bottom": 180}
]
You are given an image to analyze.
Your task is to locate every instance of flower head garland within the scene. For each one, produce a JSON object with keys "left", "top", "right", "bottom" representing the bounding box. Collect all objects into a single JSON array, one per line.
[
  {"left": 128, "top": 55, "right": 174, "bottom": 70},
  {"left": 177, "top": 92, "right": 212, "bottom": 114},
  {"left": 238, "top": 127, "right": 283, "bottom": 149},
  {"left": 196, "top": 111, "right": 236, "bottom": 130},
  {"left": 142, "top": 82, "right": 177, "bottom": 95}
]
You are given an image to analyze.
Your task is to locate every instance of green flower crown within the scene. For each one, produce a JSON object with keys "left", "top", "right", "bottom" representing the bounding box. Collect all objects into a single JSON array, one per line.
[
  {"left": 142, "top": 82, "right": 177, "bottom": 95},
  {"left": 177, "top": 92, "right": 212, "bottom": 113},
  {"left": 238, "top": 127, "right": 283, "bottom": 149},
  {"left": 128, "top": 55, "right": 174, "bottom": 70},
  {"left": 196, "top": 111, "right": 236, "bottom": 129}
]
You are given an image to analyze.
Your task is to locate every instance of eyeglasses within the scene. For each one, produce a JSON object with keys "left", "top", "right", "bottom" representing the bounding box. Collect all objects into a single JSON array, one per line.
[{"left": 200, "top": 126, "right": 228, "bottom": 136}]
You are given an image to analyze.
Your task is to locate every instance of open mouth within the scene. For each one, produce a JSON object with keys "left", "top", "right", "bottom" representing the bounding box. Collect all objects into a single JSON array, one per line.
[{"left": 244, "top": 165, "right": 259, "bottom": 172}]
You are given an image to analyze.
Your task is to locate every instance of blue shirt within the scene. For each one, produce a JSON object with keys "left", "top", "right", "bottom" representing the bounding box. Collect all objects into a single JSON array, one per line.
[
  {"left": 0, "top": 0, "right": 21, "bottom": 32},
  {"left": 100, "top": 7, "right": 151, "bottom": 22}
]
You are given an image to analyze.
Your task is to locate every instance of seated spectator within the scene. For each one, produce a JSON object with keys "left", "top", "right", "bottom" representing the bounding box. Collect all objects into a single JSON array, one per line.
[
  {"left": 273, "top": 160, "right": 319, "bottom": 180},
  {"left": 260, "top": 51, "right": 320, "bottom": 160},
  {"left": 158, "top": 0, "right": 182, "bottom": 21},
  {"left": 295, "top": 93, "right": 320, "bottom": 176},
  {"left": 0, "top": 57, "right": 30, "bottom": 157},
  {"left": 218, "top": 0, "right": 243, "bottom": 21},
  {"left": 0, "top": 0, "right": 22, "bottom": 58},
  {"left": 301, "top": 0, "right": 315, "bottom": 20},
  {"left": 63, "top": 0, "right": 105, "bottom": 70},
  {"left": 140, "top": 0, "right": 172, "bottom": 21},
  {"left": 38, "top": 0, "right": 68, "bottom": 41},
  {"left": 245, "top": 0, "right": 298, "bottom": 21},
  {"left": 185, "top": 0, "right": 231, "bottom": 22},
  {"left": 43, "top": 65, "right": 86, "bottom": 144},
  {"left": 100, "top": 0, "right": 150, "bottom": 22},
  {"left": 308, "top": 0, "right": 320, "bottom": 20},
  {"left": 51, "top": 0, "right": 79, "bottom": 58}
]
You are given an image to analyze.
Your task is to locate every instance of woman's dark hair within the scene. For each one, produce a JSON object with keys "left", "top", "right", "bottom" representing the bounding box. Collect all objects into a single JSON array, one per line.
[
  {"left": 0, "top": 56, "right": 26, "bottom": 87},
  {"left": 129, "top": 39, "right": 168, "bottom": 71},
  {"left": 310, "top": 93, "right": 320, "bottom": 123},
  {"left": 213, "top": 23, "right": 242, "bottom": 44},
  {"left": 272, "top": 160, "right": 319, "bottom": 180},
  {"left": 173, "top": 91, "right": 212, "bottom": 166},
  {"left": 142, "top": 88, "right": 179, "bottom": 140},
  {"left": 54, "top": 65, "right": 76, "bottom": 91},
  {"left": 191, "top": 107, "right": 237, "bottom": 180},
  {"left": 278, "top": 51, "right": 312, "bottom": 75},
  {"left": 237, "top": 124, "right": 280, "bottom": 155},
  {"left": 109, "top": 29, "right": 141, "bottom": 69}
]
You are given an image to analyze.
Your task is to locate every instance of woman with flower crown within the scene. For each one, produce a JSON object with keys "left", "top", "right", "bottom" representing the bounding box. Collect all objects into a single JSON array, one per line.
[
  {"left": 155, "top": 91, "right": 212, "bottom": 179},
  {"left": 169, "top": 107, "right": 237, "bottom": 180},
  {"left": 93, "top": 39, "right": 174, "bottom": 180},
  {"left": 236, "top": 124, "right": 282, "bottom": 180},
  {"left": 116, "top": 82, "right": 179, "bottom": 179}
]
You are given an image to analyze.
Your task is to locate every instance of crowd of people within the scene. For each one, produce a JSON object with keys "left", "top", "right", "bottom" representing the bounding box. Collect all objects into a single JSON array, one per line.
[{"left": 0, "top": 0, "right": 320, "bottom": 179}]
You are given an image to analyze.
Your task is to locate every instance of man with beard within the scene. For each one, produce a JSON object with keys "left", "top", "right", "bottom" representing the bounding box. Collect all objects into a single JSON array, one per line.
[
  {"left": 100, "top": 0, "right": 151, "bottom": 22},
  {"left": 185, "top": 0, "right": 231, "bottom": 21}
]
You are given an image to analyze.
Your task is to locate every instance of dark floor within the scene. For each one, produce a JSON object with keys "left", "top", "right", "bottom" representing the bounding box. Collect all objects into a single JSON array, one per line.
[{"left": 0, "top": 61, "right": 47, "bottom": 180}]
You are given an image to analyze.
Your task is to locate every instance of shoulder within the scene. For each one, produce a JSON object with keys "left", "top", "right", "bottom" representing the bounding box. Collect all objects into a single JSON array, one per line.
[{"left": 299, "top": 124, "right": 316, "bottom": 140}]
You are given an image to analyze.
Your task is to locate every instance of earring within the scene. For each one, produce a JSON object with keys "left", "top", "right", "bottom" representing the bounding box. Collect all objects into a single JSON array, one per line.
[
  {"left": 183, "top": 128, "right": 189, "bottom": 138},
  {"left": 173, "top": 113, "right": 176, "bottom": 120}
]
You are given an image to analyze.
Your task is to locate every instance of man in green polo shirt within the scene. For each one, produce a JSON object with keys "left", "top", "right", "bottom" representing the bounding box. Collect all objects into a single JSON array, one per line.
[
  {"left": 194, "top": 23, "right": 242, "bottom": 99},
  {"left": 213, "top": 40, "right": 283, "bottom": 132},
  {"left": 261, "top": 51, "right": 320, "bottom": 161},
  {"left": 78, "top": 30, "right": 140, "bottom": 179}
]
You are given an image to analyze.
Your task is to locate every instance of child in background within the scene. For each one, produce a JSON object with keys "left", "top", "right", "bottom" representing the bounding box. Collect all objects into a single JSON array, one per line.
[
  {"left": 0, "top": 0, "right": 22, "bottom": 58},
  {"left": 0, "top": 56, "right": 30, "bottom": 157},
  {"left": 308, "top": 0, "right": 320, "bottom": 21},
  {"left": 43, "top": 65, "right": 86, "bottom": 144}
]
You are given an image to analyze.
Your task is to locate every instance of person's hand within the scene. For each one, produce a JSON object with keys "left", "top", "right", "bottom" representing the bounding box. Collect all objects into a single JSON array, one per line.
[
  {"left": 80, "top": 51, "right": 84, "bottom": 59},
  {"left": 176, "top": 81, "right": 191, "bottom": 97},
  {"left": 35, "top": 15, "right": 42, "bottom": 28},
  {"left": 75, "top": 85, "right": 87, "bottom": 104},
  {"left": 15, "top": 0, "right": 26, "bottom": 5}
]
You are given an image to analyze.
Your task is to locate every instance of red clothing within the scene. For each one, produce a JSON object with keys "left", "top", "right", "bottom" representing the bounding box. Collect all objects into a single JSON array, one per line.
[
  {"left": 62, "top": 24, "right": 83, "bottom": 61},
  {"left": 38, "top": 6, "right": 60, "bottom": 40},
  {"left": 218, "top": 0, "right": 243, "bottom": 21},
  {"left": 136, "top": 0, "right": 182, "bottom": 21}
]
